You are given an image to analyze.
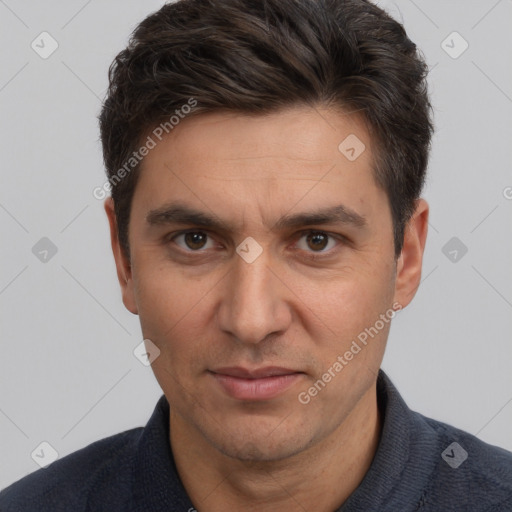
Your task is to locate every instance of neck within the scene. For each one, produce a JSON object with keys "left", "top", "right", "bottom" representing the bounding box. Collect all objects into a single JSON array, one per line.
[{"left": 170, "top": 383, "right": 381, "bottom": 512}]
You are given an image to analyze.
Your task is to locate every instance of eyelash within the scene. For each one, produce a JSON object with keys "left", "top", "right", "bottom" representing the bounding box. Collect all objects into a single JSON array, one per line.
[{"left": 167, "top": 229, "right": 346, "bottom": 260}]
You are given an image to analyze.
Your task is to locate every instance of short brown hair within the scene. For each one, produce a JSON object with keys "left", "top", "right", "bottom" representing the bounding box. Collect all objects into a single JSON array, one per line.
[{"left": 99, "top": 0, "right": 434, "bottom": 258}]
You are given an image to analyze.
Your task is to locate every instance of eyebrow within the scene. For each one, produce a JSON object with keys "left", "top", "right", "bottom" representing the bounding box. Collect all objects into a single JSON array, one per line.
[{"left": 146, "top": 201, "right": 367, "bottom": 232}]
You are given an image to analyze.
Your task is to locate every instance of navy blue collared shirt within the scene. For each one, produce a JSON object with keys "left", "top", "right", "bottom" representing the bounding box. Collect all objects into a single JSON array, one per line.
[{"left": 1, "top": 371, "right": 511, "bottom": 511}]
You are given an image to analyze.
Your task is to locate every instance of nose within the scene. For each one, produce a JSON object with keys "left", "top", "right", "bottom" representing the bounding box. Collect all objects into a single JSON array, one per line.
[{"left": 216, "top": 246, "right": 292, "bottom": 345}]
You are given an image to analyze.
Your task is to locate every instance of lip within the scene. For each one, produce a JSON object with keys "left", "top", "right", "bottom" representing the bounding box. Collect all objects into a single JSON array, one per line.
[{"left": 210, "top": 367, "right": 304, "bottom": 401}]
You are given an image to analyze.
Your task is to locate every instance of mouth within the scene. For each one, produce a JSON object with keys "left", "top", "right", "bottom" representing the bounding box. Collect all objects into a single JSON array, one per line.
[{"left": 209, "top": 366, "right": 305, "bottom": 401}]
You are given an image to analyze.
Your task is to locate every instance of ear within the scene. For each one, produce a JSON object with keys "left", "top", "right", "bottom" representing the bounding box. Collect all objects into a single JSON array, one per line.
[
  {"left": 393, "top": 198, "right": 429, "bottom": 309},
  {"left": 104, "top": 197, "right": 138, "bottom": 315}
]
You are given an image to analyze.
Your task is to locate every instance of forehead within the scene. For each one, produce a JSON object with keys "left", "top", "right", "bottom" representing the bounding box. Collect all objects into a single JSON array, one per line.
[
  {"left": 153, "top": 106, "right": 372, "bottom": 172},
  {"left": 133, "top": 106, "right": 386, "bottom": 229}
]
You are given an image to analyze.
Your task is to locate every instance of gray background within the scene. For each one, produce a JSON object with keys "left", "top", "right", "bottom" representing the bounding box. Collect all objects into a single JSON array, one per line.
[{"left": 1, "top": 0, "right": 511, "bottom": 489}]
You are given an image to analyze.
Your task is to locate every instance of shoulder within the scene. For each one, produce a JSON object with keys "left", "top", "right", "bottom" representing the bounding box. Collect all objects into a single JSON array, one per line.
[
  {"left": 0, "top": 427, "right": 143, "bottom": 512},
  {"left": 416, "top": 412, "right": 512, "bottom": 510}
]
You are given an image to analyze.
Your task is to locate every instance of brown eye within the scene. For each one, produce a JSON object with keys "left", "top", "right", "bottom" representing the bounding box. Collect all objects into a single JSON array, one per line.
[
  {"left": 173, "top": 231, "right": 213, "bottom": 251},
  {"left": 295, "top": 231, "right": 340, "bottom": 255},
  {"left": 306, "top": 232, "right": 329, "bottom": 251},
  {"left": 184, "top": 232, "right": 207, "bottom": 250}
]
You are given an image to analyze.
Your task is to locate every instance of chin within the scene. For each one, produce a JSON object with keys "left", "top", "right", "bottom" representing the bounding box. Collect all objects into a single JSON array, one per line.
[{"left": 207, "top": 421, "right": 316, "bottom": 463}]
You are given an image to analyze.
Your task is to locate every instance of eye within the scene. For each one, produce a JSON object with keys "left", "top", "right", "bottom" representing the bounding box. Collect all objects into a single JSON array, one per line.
[
  {"left": 295, "top": 231, "right": 340, "bottom": 255},
  {"left": 172, "top": 231, "right": 216, "bottom": 251},
  {"left": 168, "top": 229, "right": 344, "bottom": 258}
]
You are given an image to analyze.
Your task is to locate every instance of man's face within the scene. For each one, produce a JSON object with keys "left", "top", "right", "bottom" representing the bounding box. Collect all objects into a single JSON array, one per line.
[{"left": 113, "top": 106, "right": 407, "bottom": 461}]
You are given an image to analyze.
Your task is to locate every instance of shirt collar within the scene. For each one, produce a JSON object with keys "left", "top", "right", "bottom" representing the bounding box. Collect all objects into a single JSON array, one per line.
[
  {"left": 337, "top": 370, "right": 414, "bottom": 511},
  {"left": 132, "top": 394, "right": 194, "bottom": 511}
]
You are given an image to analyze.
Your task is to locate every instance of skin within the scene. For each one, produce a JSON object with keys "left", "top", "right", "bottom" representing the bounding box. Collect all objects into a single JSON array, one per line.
[{"left": 105, "top": 105, "right": 428, "bottom": 511}]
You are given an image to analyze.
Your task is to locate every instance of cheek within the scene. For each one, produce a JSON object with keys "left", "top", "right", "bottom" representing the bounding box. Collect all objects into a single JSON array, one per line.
[
  {"left": 134, "top": 267, "right": 217, "bottom": 403},
  {"left": 134, "top": 252, "right": 201, "bottom": 322},
  {"left": 132, "top": 259, "right": 216, "bottom": 360},
  {"left": 293, "top": 263, "right": 396, "bottom": 398},
  {"left": 302, "top": 268, "right": 394, "bottom": 340}
]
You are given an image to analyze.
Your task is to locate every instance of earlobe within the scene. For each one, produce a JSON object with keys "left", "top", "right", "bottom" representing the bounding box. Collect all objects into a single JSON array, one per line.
[
  {"left": 393, "top": 199, "right": 429, "bottom": 309},
  {"left": 104, "top": 198, "right": 139, "bottom": 315}
]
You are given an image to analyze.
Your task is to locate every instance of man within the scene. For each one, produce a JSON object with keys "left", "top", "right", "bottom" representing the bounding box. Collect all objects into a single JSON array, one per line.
[{"left": 1, "top": 0, "right": 511, "bottom": 510}]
